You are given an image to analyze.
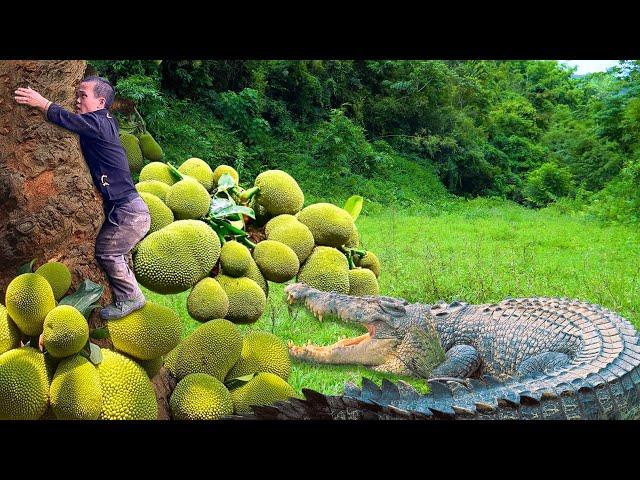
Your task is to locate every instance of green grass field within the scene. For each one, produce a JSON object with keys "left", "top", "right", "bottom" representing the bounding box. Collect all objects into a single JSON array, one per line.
[{"left": 143, "top": 197, "right": 640, "bottom": 396}]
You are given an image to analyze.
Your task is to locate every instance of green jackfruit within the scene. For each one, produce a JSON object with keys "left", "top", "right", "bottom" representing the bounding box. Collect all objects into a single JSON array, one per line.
[
  {"left": 165, "top": 176, "right": 211, "bottom": 220},
  {"left": 120, "top": 133, "right": 144, "bottom": 173},
  {"left": 139, "top": 162, "right": 176, "bottom": 186},
  {"left": 348, "top": 267, "right": 380, "bottom": 297},
  {"left": 126, "top": 354, "right": 164, "bottom": 379},
  {"left": 267, "top": 220, "right": 315, "bottom": 264},
  {"left": 296, "top": 203, "right": 355, "bottom": 248},
  {"left": 230, "top": 372, "right": 297, "bottom": 414},
  {"left": 355, "top": 251, "right": 381, "bottom": 278},
  {"left": 245, "top": 259, "right": 269, "bottom": 297},
  {"left": 136, "top": 180, "right": 171, "bottom": 202},
  {"left": 254, "top": 170, "right": 304, "bottom": 216},
  {"left": 345, "top": 226, "right": 361, "bottom": 249},
  {"left": 34, "top": 261, "right": 72, "bottom": 301},
  {"left": 216, "top": 275, "right": 266, "bottom": 325},
  {"left": 253, "top": 240, "right": 299, "bottom": 283},
  {"left": 5, "top": 273, "right": 56, "bottom": 336},
  {"left": 163, "top": 345, "right": 180, "bottom": 377},
  {"left": 264, "top": 214, "right": 298, "bottom": 237},
  {"left": 97, "top": 349, "right": 158, "bottom": 420},
  {"left": 0, "top": 304, "right": 21, "bottom": 355},
  {"left": 170, "top": 373, "right": 233, "bottom": 420},
  {"left": 174, "top": 319, "right": 242, "bottom": 381},
  {"left": 108, "top": 301, "right": 182, "bottom": 361},
  {"left": 0, "top": 347, "right": 49, "bottom": 420},
  {"left": 220, "top": 241, "right": 252, "bottom": 278},
  {"left": 50, "top": 354, "right": 102, "bottom": 420},
  {"left": 187, "top": 277, "right": 229, "bottom": 322},
  {"left": 139, "top": 191, "right": 174, "bottom": 233},
  {"left": 297, "top": 246, "right": 350, "bottom": 294},
  {"left": 42, "top": 305, "right": 89, "bottom": 358},
  {"left": 212, "top": 164, "right": 239, "bottom": 186},
  {"left": 138, "top": 132, "right": 164, "bottom": 162},
  {"left": 134, "top": 219, "right": 221, "bottom": 294},
  {"left": 227, "top": 331, "right": 291, "bottom": 382},
  {"left": 179, "top": 157, "right": 214, "bottom": 191}
]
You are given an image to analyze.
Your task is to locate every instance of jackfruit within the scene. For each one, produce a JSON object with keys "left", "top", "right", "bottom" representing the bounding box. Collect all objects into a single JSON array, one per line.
[
  {"left": 134, "top": 355, "right": 164, "bottom": 378},
  {"left": 254, "top": 170, "right": 304, "bottom": 216},
  {"left": 253, "top": 240, "right": 299, "bottom": 283},
  {"left": 136, "top": 180, "right": 171, "bottom": 202},
  {"left": 348, "top": 267, "right": 380, "bottom": 297},
  {"left": 42, "top": 305, "right": 89, "bottom": 358},
  {"left": 108, "top": 301, "right": 182, "bottom": 361},
  {"left": 220, "top": 241, "right": 252, "bottom": 277},
  {"left": 0, "top": 347, "right": 49, "bottom": 420},
  {"left": 139, "top": 162, "right": 176, "bottom": 186},
  {"left": 227, "top": 331, "right": 291, "bottom": 381},
  {"left": 267, "top": 220, "right": 315, "bottom": 264},
  {"left": 170, "top": 373, "right": 233, "bottom": 420},
  {"left": 216, "top": 275, "right": 266, "bottom": 324},
  {"left": 230, "top": 372, "right": 297, "bottom": 414},
  {"left": 296, "top": 203, "right": 355, "bottom": 248},
  {"left": 97, "top": 349, "right": 158, "bottom": 420},
  {"left": 134, "top": 219, "right": 221, "bottom": 294},
  {"left": 297, "top": 246, "right": 350, "bottom": 294},
  {"left": 5, "top": 273, "right": 56, "bottom": 336},
  {"left": 245, "top": 259, "right": 269, "bottom": 297},
  {"left": 345, "top": 226, "right": 360, "bottom": 249},
  {"left": 264, "top": 214, "right": 298, "bottom": 237},
  {"left": 212, "top": 164, "right": 239, "bottom": 186},
  {"left": 174, "top": 319, "right": 242, "bottom": 381},
  {"left": 179, "top": 157, "right": 214, "bottom": 191},
  {"left": 34, "top": 261, "right": 72, "bottom": 301},
  {"left": 138, "top": 132, "right": 164, "bottom": 162},
  {"left": 163, "top": 345, "right": 180, "bottom": 377},
  {"left": 120, "top": 133, "right": 144, "bottom": 174},
  {"left": 50, "top": 354, "right": 102, "bottom": 420},
  {"left": 165, "top": 176, "right": 211, "bottom": 220},
  {"left": 355, "top": 251, "right": 381, "bottom": 278},
  {"left": 139, "top": 191, "right": 174, "bottom": 233},
  {"left": 187, "top": 277, "right": 229, "bottom": 322},
  {"left": 0, "top": 304, "right": 21, "bottom": 355}
]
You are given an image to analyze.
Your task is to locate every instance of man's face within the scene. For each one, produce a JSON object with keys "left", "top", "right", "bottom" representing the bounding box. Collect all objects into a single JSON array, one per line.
[{"left": 76, "top": 81, "right": 105, "bottom": 114}]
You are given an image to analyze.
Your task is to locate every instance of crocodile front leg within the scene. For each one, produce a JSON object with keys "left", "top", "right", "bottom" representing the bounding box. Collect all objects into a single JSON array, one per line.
[{"left": 429, "top": 344, "right": 482, "bottom": 379}]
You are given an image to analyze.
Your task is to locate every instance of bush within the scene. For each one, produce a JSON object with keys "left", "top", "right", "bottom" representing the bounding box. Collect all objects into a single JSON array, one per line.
[{"left": 523, "top": 161, "right": 575, "bottom": 207}]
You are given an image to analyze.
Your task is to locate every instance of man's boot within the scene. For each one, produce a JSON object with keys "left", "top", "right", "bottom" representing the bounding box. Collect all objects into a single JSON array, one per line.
[{"left": 100, "top": 293, "right": 146, "bottom": 320}]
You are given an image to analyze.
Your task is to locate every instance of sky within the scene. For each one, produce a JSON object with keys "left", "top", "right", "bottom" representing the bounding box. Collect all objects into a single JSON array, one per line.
[{"left": 560, "top": 60, "right": 620, "bottom": 75}]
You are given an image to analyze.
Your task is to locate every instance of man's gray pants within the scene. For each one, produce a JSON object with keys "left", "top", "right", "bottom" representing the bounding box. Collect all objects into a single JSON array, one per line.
[{"left": 95, "top": 196, "right": 151, "bottom": 302}]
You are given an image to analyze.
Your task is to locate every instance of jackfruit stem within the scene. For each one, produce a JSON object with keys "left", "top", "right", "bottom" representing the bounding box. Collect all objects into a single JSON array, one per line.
[
  {"left": 239, "top": 186, "right": 259, "bottom": 203},
  {"left": 238, "top": 236, "right": 257, "bottom": 250},
  {"left": 165, "top": 162, "right": 184, "bottom": 181}
]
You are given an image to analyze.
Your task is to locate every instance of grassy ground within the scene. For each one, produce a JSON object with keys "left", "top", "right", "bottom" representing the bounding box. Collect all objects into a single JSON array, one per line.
[{"left": 143, "top": 197, "right": 640, "bottom": 396}]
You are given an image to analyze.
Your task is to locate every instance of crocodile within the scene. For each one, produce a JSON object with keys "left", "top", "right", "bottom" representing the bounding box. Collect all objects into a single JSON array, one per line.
[{"left": 240, "top": 282, "right": 640, "bottom": 420}]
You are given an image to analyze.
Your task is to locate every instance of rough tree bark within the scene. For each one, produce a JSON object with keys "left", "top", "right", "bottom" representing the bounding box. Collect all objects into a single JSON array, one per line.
[{"left": 0, "top": 60, "right": 174, "bottom": 419}]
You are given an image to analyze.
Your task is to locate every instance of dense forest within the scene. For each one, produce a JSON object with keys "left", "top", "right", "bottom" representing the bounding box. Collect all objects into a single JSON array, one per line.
[{"left": 89, "top": 60, "right": 640, "bottom": 224}]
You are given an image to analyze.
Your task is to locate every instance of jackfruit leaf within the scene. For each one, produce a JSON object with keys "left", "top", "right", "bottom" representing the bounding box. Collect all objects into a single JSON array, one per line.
[
  {"left": 89, "top": 343, "right": 103, "bottom": 365},
  {"left": 214, "top": 205, "right": 255, "bottom": 220},
  {"left": 90, "top": 327, "right": 111, "bottom": 340},
  {"left": 58, "top": 280, "right": 104, "bottom": 319},
  {"left": 217, "top": 173, "right": 236, "bottom": 191},
  {"left": 224, "top": 373, "right": 257, "bottom": 390},
  {"left": 210, "top": 197, "right": 234, "bottom": 214},
  {"left": 343, "top": 195, "right": 364, "bottom": 221},
  {"left": 165, "top": 162, "right": 184, "bottom": 182},
  {"left": 17, "top": 259, "right": 36, "bottom": 275}
]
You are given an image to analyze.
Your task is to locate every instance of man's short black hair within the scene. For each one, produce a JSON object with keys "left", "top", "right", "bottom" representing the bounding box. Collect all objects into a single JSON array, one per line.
[{"left": 82, "top": 75, "right": 115, "bottom": 109}]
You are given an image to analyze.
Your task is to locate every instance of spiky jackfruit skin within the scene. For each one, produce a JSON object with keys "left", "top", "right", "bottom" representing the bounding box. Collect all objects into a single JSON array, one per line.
[
  {"left": 139, "top": 191, "right": 174, "bottom": 234},
  {"left": 244, "top": 259, "right": 269, "bottom": 297},
  {"left": 138, "top": 133, "right": 164, "bottom": 162},
  {"left": 212, "top": 165, "right": 239, "bottom": 186},
  {"left": 42, "top": 305, "right": 89, "bottom": 358},
  {"left": 97, "top": 349, "right": 158, "bottom": 420},
  {"left": 187, "top": 277, "right": 229, "bottom": 322},
  {"left": 267, "top": 220, "right": 315, "bottom": 264},
  {"left": 348, "top": 268, "right": 380, "bottom": 297},
  {"left": 345, "top": 226, "right": 360, "bottom": 249},
  {"left": 133, "top": 220, "right": 221, "bottom": 294},
  {"left": 136, "top": 179, "right": 171, "bottom": 202},
  {"left": 220, "top": 241, "right": 252, "bottom": 277},
  {"left": 297, "top": 246, "right": 350, "bottom": 294},
  {"left": 355, "top": 251, "right": 381, "bottom": 278},
  {"left": 254, "top": 170, "right": 304, "bottom": 216},
  {"left": 170, "top": 373, "right": 233, "bottom": 420},
  {"left": 216, "top": 275, "right": 266, "bottom": 325},
  {"left": 34, "top": 262, "right": 72, "bottom": 301},
  {"left": 120, "top": 133, "right": 145, "bottom": 173},
  {"left": 174, "top": 319, "right": 242, "bottom": 381},
  {"left": 296, "top": 203, "right": 356, "bottom": 248},
  {"left": 264, "top": 214, "right": 298, "bottom": 237},
  {"left": 134, "top": 355, "right": 164, "bottom": 378},
  {"left": 139, "top": 162, "right": 176, "bottom": 186},
  {"left": 252, "top": 240, "right": 299, "bottom": 283},
  {"left": 0, "top": 304, "right": 21, "bottom": 355},
  {"left": 179, "top": 158, "right": 214, "bottom": 191},
  {"left": 108, "top": 302, "right": 182, "bottom": 361},
  {"left": 230, "top": 372, "right": 297, "bottom": 414},
  {"left": 5, "top": 273, "right": 56, "bottom": 336},
  {"left": 50, "top": 355, "right": 102, "bottom": 420},
  {"left": 0, "top": 347, "right": 49, "bottom": 420},
  {"left": 226, "top": 331, "right": 291, "bottom": 381},
  {"left": 163, "top": 345, "right": 179, "bottom": 377},
  {"left": 165, "top": 176, "right": 211, "bottom": 220}
]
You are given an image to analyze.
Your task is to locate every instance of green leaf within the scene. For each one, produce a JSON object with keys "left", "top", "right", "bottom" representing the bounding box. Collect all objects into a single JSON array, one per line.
[
  {"left": 343, "top": 195, "right": 364, "bottom": 221},
  {"left": 213, "top": 205, "right": 255, "bottom": 220},
  {"left": 17, "top": 259, "right": 36, "bottom": 275},
  {"left": 89, "top": 343, "right": 103, "bottom": 365},
  {"left": 90, "top": 327, "right": 111, "bottom": 340},
  {"left": 210, "top": 197, "right": 235, "bottom": 215},
  {"left": 218, "top": 173, "right": 236, "bottom": 191},
  {"left": 165, "top": 162, "right": 184, "bottom": 182},
  {"left": 58, "top": 279, "right": 104, "bottom": 319},
  {"left": 224, "top": 373, "right": 256, "bottom": 390}
]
